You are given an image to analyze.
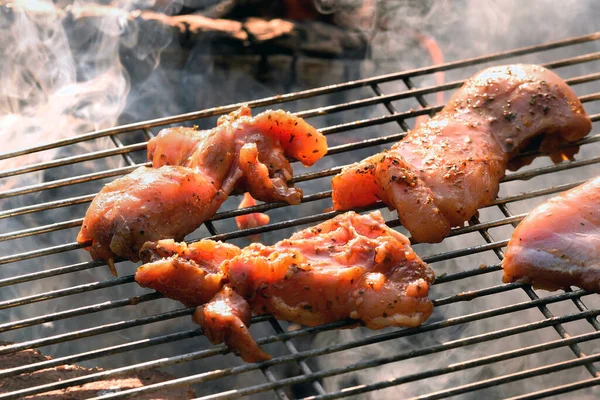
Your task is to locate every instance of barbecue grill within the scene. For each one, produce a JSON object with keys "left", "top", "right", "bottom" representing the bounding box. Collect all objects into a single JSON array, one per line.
[{"left": 1, "top": 30, "right": 600, "bottom": 399}]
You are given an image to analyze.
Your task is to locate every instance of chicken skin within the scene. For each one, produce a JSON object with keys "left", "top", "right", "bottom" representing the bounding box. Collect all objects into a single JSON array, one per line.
[
  {"left": 77, "top": 106, "right": 326, "bottom": 270},
  {"left": 332, "top": 65, "right": 591, "bottom": 243},
  {"left": 135, "top": 211, "right": 435, "bottom": 362},
  {"left": 502, "top": 176, "right": 600, "bottom": 292}
]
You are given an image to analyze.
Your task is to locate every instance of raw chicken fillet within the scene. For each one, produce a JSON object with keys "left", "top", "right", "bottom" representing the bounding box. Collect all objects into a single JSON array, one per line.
[
  {"left": 332, "top": 65, "right": 591, "bottom": 243},
  {"left": 502, "top": 176, "right": 600, "bottom": 292},
  {"left": 135, "top": 211, "right": 435, "bottom": 362},
  {"left": 77, "top": 106, "right": 326, "bottom": 271}
]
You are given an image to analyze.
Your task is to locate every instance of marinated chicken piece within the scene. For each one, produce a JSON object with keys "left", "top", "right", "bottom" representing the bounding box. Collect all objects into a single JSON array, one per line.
[
  {"left": 332, "top": 65, "right": 591, "bottom": 243},
  {"left": 77, "top": 166, "right": 220, "bottom": 267},
  {"left": 502, "top": 176, "right": 600, "bottom": 292},
  {"left": 135, "top": 211, "right": 435, "bottom": 362},
  {"left": 78, "top": 106, "right": 326, "bottom": 270},
  {"left": 235, "top": 192, "right": 270, "bottom": 242},
  {"left": 193, "top": 285, "right": 271, "bottom": 362},
  {"left": 137, "top": 239, "right": 241, "bottom": 306}
]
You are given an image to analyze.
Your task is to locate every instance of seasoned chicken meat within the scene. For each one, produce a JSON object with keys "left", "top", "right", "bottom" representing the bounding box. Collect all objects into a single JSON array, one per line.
[
  {"left": 502, "top": 176, "right": 600, "bottom": 292},
  {"left": 77, "top": 166, "right": 220, "bottom": 270},
  {"left": 193, "top": 285, "right": 272, "bottom": 363},
  {"left": 77, "top": 106, "right": 326, "bottom": 270},
  {"left": 235, "top": 192, "right": 270, "bottom": 242},
  {"left": 136, "top": 239, "right": 241, "bottom": 307},
  {"left": 332, "top": 65, "right": 591, "bottom": 243},
  {"left": 135, "top": 211, "right": 435, "bottom": 362}
]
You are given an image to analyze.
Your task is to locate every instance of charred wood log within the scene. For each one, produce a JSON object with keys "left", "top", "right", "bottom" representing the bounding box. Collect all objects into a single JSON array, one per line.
[
  {"left": 1, "top": 2, "right": 368, "bottom": 57},
  {"left": 1, "top": 2, "right": 367, "bottom": 84}
]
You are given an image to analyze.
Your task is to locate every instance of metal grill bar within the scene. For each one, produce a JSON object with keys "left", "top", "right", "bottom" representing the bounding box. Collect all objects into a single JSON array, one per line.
[
  {"left": 0, "top": 275, "right": 135, "bottom": 309},
  {"left": 2, "top": 31, "right": 600, "bottom": 162},
  {"left": 409, "top": 354, "right": 600, "bottom": 400},
  {"left": 0, "top": 278, "right": 592, "bottom": 395},
  {"left": 0, "top": 143, "right": 146, "bottom": 180},
  {"left": 0, "top": 169, "right": 595, "bottom": 313},
  {"left": 473, "top": 215, "right": 599, "bottom": 374},
  {"left": 0, "top": 146, "right": 596, "bottom": 250},
  {"left": 0, "top": 218, "right": 82, "bottom": 242},
  {"left": 1, "top": 142, "right": 598, "bottom": 268},
  {"left": 565, "top": 287, "right": 600, "bottom": 330},
  {"left": 1, "top": 97, "right": 599, "bottom": 232},
  {"left": 0, "top": 307, "right": 195, "bottom": 356},
  {"left": 506, "top": 377, "right": 600, "bottom": 400},
  {"left": 0, "top": 328, "right": 204, "bottom": 379},
  {"left": 309, "top": 339, "right": 600, "bottom": 400},
  {"left": 396, "top": 76, "right": 599, "bottom": 380},
  {"left": 2, "top": 31, "right": 600, "bottom": 400},
  {"left": 6, "top": 258, "right": 516, "bottom": 379},
  {"left": 2, "top": 65, "right": 600, "bottom": 188},
  {"left": 5, "top": 89, "right": 600, "bottom": 202},
  {"left": 0, "top": 193, "right": 96, "bottom": 219},
  {"left": 0, "top": 292, "right": 161, "bottom": 333},
  {"left": 0, "top": 229, "right": 530, "bottom": 310},
  {"left": 76, "top": 295, "right": 597, "bottom": 400},
  {"left": 496, "top": 204, "right": 600, "bottom": 362},
  {"left": 0, "top": 259, "right": 103, "bottom": 287},
  {"left": 266, "top": 317, "right": 327, "bottom": 397},
  {"left": 402, "top": 74, "right": 600, "bottom": 397},
  {"left": 0, "top": 163, "right": 147, "bottom": 200}
]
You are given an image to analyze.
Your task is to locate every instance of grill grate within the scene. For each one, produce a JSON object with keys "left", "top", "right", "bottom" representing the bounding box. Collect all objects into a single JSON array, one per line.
[{"left": 1, "top": 31, "right": 600, "bottom": 399}]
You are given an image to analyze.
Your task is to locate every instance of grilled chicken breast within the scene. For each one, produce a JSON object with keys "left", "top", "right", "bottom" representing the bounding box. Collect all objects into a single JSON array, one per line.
[
  {"left": 77, "top": 106, "right": 326, "bottom": 269},
  {"left": 332, "top": 65, "right": 591, "bottom": 243},
  {"left": 135, "top": 211, "right": 435, "bottom": 362},
  {"left": 502, "top": 176, "right": 600, "bottom": 292}
]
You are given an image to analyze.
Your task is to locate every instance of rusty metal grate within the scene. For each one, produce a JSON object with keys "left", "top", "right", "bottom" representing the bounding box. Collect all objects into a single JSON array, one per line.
[{"left": 1, "top": 31, "right": 600, "bottom": 399}]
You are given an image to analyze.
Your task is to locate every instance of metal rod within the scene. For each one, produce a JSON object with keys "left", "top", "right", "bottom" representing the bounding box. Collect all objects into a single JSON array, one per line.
[
  {"left": 2, "top": 31, "right": 599, "bottom": 162},
  {"left": 2, "top": 68, "right": 598, "bottom": 188},
  {"left": 0, "top": 134, "right": 596, "bottom": 245},
  {"left": 0, "top": 176, "right": 589, "bottom": 305},
  {"left": 267, "top": 317, "right": 327, "bottom": 397},
  {"left": 0, "top": 218, "right": 83, "bottom": 242},
  {"left": 407, "top": 354, "right": 600, "bottom": 400},
  {"left": 0, "top": 292, "right": 162, "bottom": 333},
  {"left": 86, "top": 303, "right": 597, "bottom": 400},
  {"left": 492, "top": 204, "right": 600, "bottom": 376},
  {"left": 505, "top": 376, "right": 600, "bottom": 400},
  {"left": 0, "top": 193, "right": 95, "bottom": 220},
  {"left": 0, "top": 307, "right": 195, "bottom": 356},
  {"left": 0, "top": 275, "right": 135, "bottom": 310},
  {"left": 0, "top": 163, "right": 147, "bottom": 200},
  {"left": 0, "top": 168, "right": 586, "bottom": 266},
  {"left": 0, "top": 316, "right": 274, "bottom": 380},
  {"left": 0, "top": 142, "right": 146, "bottom": 180},
  {"left": 308, "top": 337, "right": 600, "bottom": 400},
  {"left": 109, "top": 135, "right": 138, "bottom": 167},
  {"left": 0, "top": 259, "right": 103, "bottom": 288},
  {"left": 2, "top": 30, "right": 600, "bottom": 400}
]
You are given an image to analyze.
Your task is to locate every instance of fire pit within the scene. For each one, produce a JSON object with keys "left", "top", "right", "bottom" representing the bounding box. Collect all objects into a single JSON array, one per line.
[{"left": 0, "top": 1, "right": 599, "bottom": 399}]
